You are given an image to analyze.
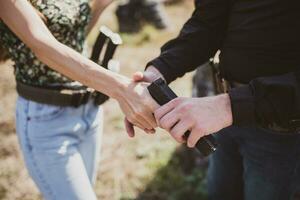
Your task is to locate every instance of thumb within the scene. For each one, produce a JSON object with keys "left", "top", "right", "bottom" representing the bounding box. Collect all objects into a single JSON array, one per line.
[{"left": 132, "top": 71, "right": 144, "bottom": 82}]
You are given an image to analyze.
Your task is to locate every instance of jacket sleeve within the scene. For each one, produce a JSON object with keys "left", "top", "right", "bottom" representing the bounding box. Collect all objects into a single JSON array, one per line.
[
  {"left": 229, "top": 70, "right": 300, "bottom": 128},
  {"left": 147, "top": 0, "right": 232, "bottom": 83}
]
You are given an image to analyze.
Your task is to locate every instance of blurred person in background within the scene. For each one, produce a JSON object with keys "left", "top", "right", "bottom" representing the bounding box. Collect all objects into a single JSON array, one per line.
[
  {"left": 131, "top": 0, "right": 300, "bottom": 199},
  {"left": 0, "top": 0, "right": 158, "bottom": 199},
  {"left": 116, "top": 0, "right": 169, "bottom": 33}
]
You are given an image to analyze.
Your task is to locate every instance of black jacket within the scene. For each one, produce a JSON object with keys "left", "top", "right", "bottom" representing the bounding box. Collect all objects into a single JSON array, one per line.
[{"left": 148, "top": 0, "right": 300, "bottom": 128}]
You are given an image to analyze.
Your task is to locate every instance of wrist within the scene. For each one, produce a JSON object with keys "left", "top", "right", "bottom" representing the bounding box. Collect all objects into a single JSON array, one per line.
[
  {"left": 109, "top": 75, "right": 131, "bottom": 101},
  {"left": 218, "top": 94, "right": 233, "bottom": 127},
  {"left": 145, "top": 65, "right": 165, "bottom": 82}
]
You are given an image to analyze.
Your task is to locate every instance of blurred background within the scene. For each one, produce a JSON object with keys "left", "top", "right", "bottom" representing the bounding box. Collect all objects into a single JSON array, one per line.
[{"left": 0, "top": 1, "right": 209, "bottom": 199}]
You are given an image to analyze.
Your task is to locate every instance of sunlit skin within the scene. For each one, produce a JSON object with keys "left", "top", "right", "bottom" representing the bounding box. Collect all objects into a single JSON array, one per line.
[
  {"left": 0, "top": 0, "right": 158, "bottom": 131},
  {"left": 130, "top": 66, "right": 233, "bottom": 148}
]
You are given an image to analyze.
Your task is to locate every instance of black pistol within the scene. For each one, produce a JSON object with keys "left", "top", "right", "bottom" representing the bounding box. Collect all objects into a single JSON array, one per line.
[{"left": 148, "top": 78, "right": 217, "bottom": 156}]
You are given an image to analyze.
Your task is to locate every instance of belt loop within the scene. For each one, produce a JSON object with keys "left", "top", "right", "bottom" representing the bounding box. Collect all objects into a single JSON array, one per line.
[
  {"left": 82, "top": 91, "right": 92, "bottom": 105},
  {"left": 221, "top": 78, "right": 231, "bottom": 93},
  {"left": 71, "top": 93, "right": 83, "bottom": 107}
]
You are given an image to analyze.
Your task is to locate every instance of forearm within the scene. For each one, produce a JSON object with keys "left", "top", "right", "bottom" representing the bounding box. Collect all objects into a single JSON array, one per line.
[
  {"left": 148, "top": 0, "right": 231, "bottom": 83},
  {"left": 34, "top": 39, "right": 128, "bottom": 98},
  {"left": 0, "top": 0, "right": 127, "bottom": 99},
  {"left": 0, "top": 0, "right": 160, "bottom": 131}
]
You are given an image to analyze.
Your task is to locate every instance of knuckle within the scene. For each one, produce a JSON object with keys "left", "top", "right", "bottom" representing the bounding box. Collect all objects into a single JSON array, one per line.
[
  {"left": 187, "top": 140, "right": 195, "bottom": 148},
  {"left": 170, "top": 130, "right": 182, "bottom": 141},
  {"left": 160, "top": 118, "right": 167, "bottom": 128},
  {"left": 185, "top": 116, "right": 193, "bottom": 123},
  {"left": 180, "top": 103, "right": 192, "bottom": 112},
  {"left": 195, "top": 125, "right": 204, "bottom": 134},
  {"left": 169, "top": 99, "right": 176, "bottom": 107},
  {"left": 170, "top": 129, "right": 177, "bottom": 136},
  {"left": 154, "top": 110, "right": 161, "bottom": 120},
  {"left": 177, "top": 97, "right": 184, "bottom": 101},
  {"left": 173, "top": 97, "right": 182, "bottom": 104},
  {"left": 179, "top": 105, "right": 187, "bottom": 113}
]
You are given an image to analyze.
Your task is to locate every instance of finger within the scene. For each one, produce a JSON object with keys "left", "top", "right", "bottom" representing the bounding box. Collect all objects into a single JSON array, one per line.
[
  {"left": 126, "top": 109, "right": 153, "bottom": 130},
  {"left": 159, "top": 109, "right": 180, "bottom": 131},
  {"left": 127, "top": 117, "right": 145, "bottom": 131},
  {"left": 187, "top": 127, "right": 205, "bottom": 148},
  {"left": 138, "top": 116, "right": 155, "bottom": 130},
  {"left": 154, "top": 99, "right": 179, "bottom": 125},
  {"left": 136, "top": 104, "right": 158, "bottom": 129},
  {"left": 144, "top": 128, "right": 156, "bottom": 134},
  {"left": 129, "top": 110, "right": 153, "bottom": 130},
  {"left": 132, "top": 71, "right": 144, "bottom": 82},
  {"left": 169, "top": 119, "right": 193, "bottom": 144},
  {"left": 148, "top": 129, "right": 156, "bottom": 134},
  {"left": 124, "top": 118, "right": 135, "bottom": 137},
  {"left": 142, "top": 112, "right": 158, "bottom": 129},
  {"left": 144, "top": 129, "right": 151, "bottom": 134}
]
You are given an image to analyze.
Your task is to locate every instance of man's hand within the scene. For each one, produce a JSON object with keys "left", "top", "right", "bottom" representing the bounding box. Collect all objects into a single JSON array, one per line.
[
  {"left": 132, "top": 66, "right": 165, "bottom": 83},
  {"left": 116, "top": 79, "right": 159, "bottom": 137},
  {"left": 154, "top": 94, "right": 233, "bottom": 147},
  {"left": 125, "top": 66, "right": 164, "bottom": 137}
]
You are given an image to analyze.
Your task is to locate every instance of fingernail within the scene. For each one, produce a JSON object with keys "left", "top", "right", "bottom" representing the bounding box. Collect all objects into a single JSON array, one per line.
[
  {"left": 187, "top": 143, "right": 194, "bottom": 148},
  {"left": 144, "top": 129, "right": 151, "bottom": 134},
  {"left": 149, "top": 129, "right": 155, "bottom": 134}
]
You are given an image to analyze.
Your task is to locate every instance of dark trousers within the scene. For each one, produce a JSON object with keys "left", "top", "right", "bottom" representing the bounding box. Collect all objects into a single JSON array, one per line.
[{"left": 207, "top": 126, "right": 300, "bottom": 200}]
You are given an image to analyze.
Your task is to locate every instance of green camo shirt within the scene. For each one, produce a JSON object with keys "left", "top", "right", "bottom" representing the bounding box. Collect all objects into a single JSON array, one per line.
[{"left": 0, "top": 0, "right": 91, "bottom": 86}]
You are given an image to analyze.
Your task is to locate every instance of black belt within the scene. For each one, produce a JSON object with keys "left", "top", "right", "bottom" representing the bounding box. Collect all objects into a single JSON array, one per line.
[
  {"left": 214, "top": 78, "right": 297, "bottom": 133},
  {"left": 16, "top": 82, "right": 108, "bottom": 107},
  {"left": 210, "top": 63, "right": 299, "bottom": 133}
]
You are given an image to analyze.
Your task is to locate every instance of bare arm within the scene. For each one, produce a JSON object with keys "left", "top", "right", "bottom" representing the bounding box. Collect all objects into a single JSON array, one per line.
[
  {"left": 0, "top": 0, "right": 158, "bottom": 130},
  {"left": 0, "top": 0, "right": 121, "bottom": 97}
]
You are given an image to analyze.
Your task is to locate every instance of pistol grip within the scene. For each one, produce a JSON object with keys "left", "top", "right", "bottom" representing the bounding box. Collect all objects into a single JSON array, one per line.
[{"left": 148, "top": 78, "right": 217, "bottom": 156}]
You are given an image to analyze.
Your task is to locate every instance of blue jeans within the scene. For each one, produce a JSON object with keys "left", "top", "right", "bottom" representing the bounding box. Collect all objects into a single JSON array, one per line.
[
  {"left": 16, "top": 96, "right": 103, "bottom": 200},
  {"left": 207, "top": 126, "right": 300, "bottom": 200}
]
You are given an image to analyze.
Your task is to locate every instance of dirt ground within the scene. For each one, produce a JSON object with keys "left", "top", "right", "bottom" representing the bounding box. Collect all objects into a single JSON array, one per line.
[{"left": 0, "top": 1, "right": 208, "bottom": 200}]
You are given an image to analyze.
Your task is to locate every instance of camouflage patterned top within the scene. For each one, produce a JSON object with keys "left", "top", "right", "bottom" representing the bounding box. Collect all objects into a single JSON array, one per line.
[{"left": 0, "top": 0, "right": 91, "bottom": 86}]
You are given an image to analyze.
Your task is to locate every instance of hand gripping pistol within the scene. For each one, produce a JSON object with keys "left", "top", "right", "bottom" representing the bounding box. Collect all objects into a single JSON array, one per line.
[{"left": 148, "top": 78, "right": 218, "bottom": 156}]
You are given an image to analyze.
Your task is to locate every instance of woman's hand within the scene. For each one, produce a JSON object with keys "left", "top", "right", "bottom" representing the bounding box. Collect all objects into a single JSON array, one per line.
[
  {"left": 122, "top": 66, "right": 165, "bottom": 137},
  {"left": 115, "top": 78, "right": 159, "bottom": 135}
]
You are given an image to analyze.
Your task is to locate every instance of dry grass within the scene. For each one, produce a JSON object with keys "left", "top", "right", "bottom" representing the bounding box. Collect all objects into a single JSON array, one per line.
[{"left": 0, "top": 1, "right": 208, "bottom": 200}]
